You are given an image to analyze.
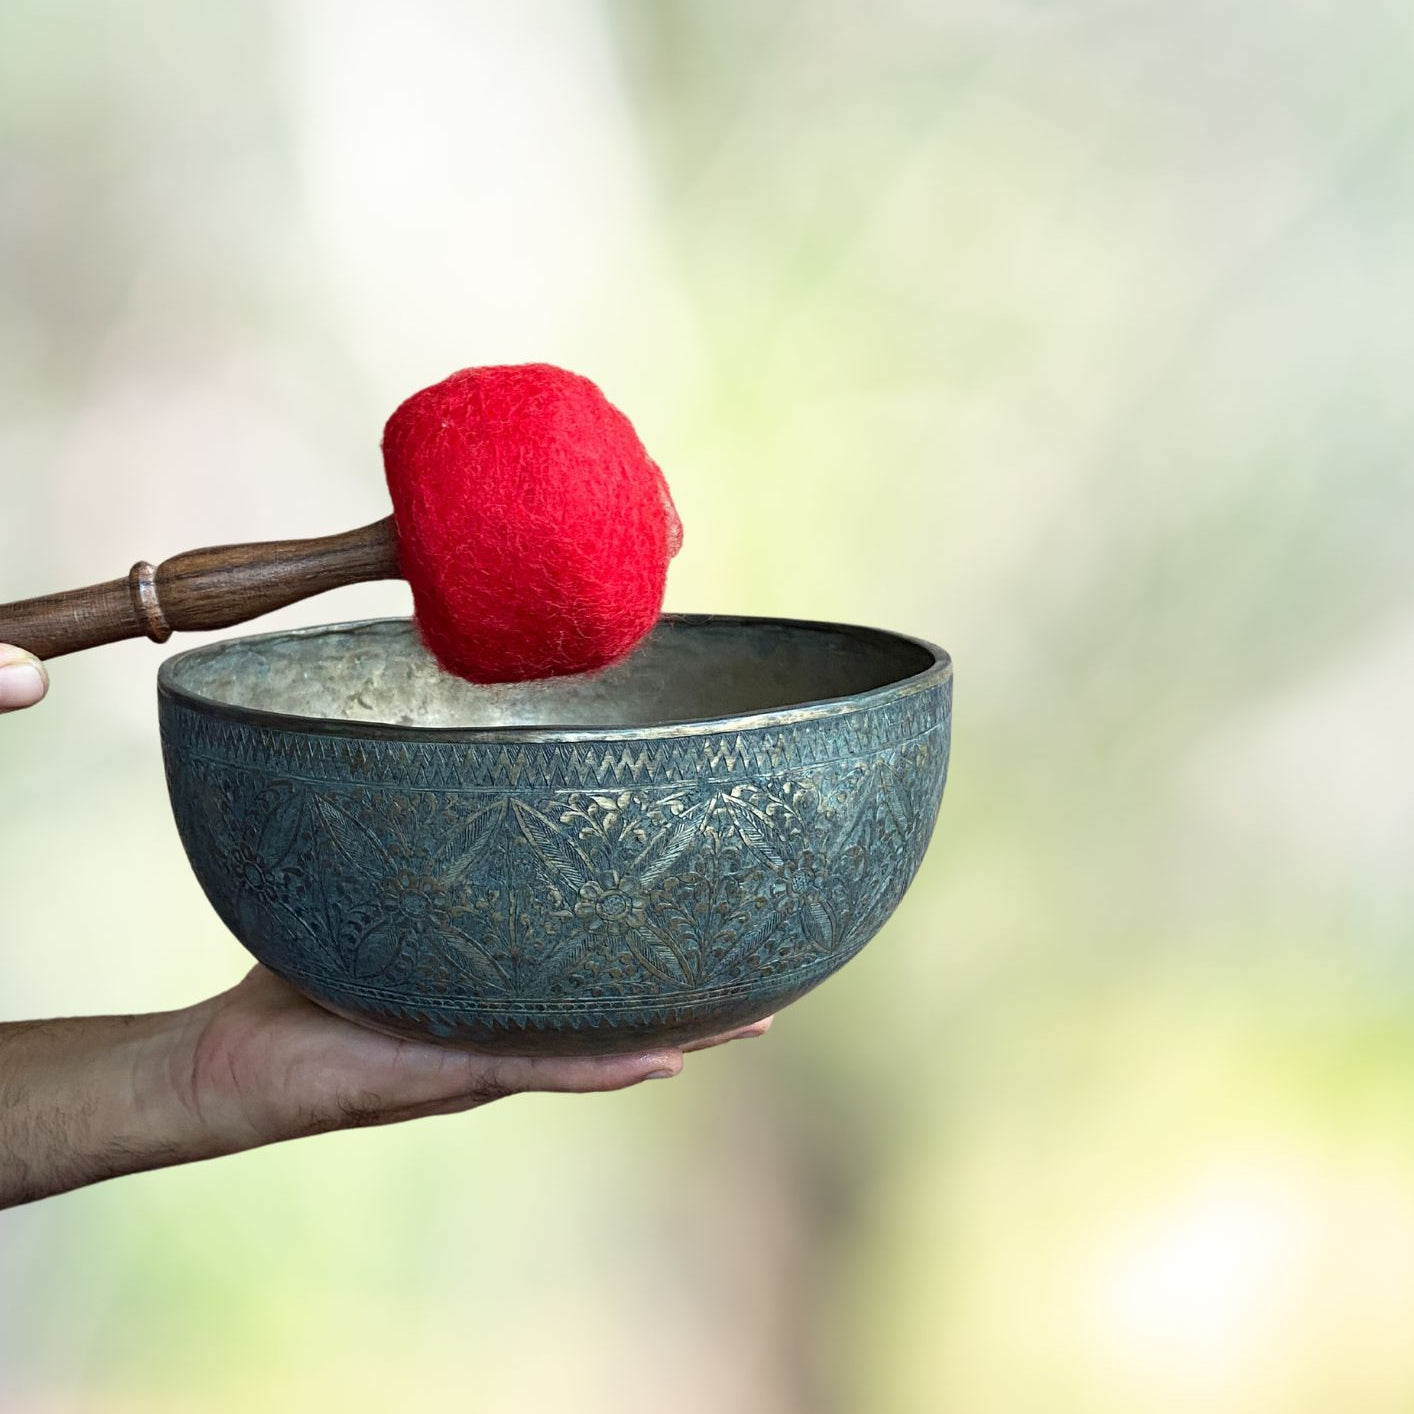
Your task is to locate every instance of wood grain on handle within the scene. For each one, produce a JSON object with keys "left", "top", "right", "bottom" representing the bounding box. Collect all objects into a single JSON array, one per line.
[{"left": 0, "top": 517, "right": 402, "bottom": 661}]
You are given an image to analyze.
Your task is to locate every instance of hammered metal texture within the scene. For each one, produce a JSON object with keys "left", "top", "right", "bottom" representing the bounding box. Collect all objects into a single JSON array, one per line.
[{"left": 158, "top": 620, "right": 951, "bottom": 1054}]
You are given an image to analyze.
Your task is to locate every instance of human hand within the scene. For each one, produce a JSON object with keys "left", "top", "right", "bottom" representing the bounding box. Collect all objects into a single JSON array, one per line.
[
  {"left": 0, "top": 645, "right": 47, "bottom": 712},
  {"left": 164, "top": 966, "right": 772, "bottom": 1153},
  {"left": 0, "top": 967, "right": 771, "bottom": 1208}
]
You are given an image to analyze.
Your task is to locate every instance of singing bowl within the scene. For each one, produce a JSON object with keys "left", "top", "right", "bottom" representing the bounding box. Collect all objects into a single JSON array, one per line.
[{"left": 158, "top": 615, "right": 952, "bottom": 1055}]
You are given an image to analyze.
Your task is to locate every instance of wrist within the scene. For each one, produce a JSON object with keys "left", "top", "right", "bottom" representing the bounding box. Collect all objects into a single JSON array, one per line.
[
  {"left": 130, "top": 1001, "right": 241, "bottom": 1162},
  {"left": 135, "top": 993, "right": 271, "bottom": 1162}
]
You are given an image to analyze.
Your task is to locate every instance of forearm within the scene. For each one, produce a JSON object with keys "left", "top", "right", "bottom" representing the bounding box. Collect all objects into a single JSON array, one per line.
[{"left": 0, "top": 1008, "right": 216, "bottom": 1210}]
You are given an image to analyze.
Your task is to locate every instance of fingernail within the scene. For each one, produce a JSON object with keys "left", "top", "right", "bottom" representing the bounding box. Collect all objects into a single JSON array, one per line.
[
  {"left": 0, "top": 661, "right": 46, "bottom": 710},
  {"left": 645, "top": 1068, "right": 677, "bottom": 1081}
]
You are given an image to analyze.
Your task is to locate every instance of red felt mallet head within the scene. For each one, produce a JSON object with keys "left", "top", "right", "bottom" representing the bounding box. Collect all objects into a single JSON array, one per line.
[
  {"left": 382, "top": 363, "right": 682, "bottom": 684},
  {"left": 0, "top": 363, "right": 681, "bottom": 677}
]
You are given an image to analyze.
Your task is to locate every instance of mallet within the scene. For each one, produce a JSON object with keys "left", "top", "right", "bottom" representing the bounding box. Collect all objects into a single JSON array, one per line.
[{"left": 0, "top": 363, "right": 681, "bottom": 684}]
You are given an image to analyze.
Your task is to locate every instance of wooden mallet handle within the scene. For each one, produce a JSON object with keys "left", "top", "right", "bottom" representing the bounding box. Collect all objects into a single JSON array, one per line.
[{"left": 0, "top": 517, "right": 402, "bottom": 660}]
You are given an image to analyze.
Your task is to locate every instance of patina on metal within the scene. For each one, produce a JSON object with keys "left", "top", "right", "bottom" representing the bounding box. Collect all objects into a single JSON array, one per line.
[{"left": 158, "top": 615, "right": 952, "bottom": 1055}]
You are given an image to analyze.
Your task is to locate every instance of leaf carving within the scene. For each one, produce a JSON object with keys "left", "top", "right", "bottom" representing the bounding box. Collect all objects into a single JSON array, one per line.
[
  {"left": 440, "top": 801, "right": 506, "bottom": 888},
  {"left": 194, "top": 775, "right": 240, "bottom": 857},
  {"left": 256, "top": 789, "right": 305, "bottom": 870},
  {"left": 620, "top": 921, "right": 695, "bottom": 987},
  {"left": 721, "top": 794, "right": 786, "bottom": 870},
  {"left": 800, "top": 898, "right": 836, "bottom": 953},
  {"left": 878, "top": 767, "right": 914, "bottom": 844},
  {"left": 313, "top": 795, "right": 394, "bottom": 878},
  {"left": 633, "top": 805, "right": 707, "bottom": 886},
  {"left": 511, "top": 799, "right": 593, "bottom": 896},
  {"left": 440, "top": 925, "right": 513, "bottom": 992},
  {"left": 704, "top": 902, "right": 780, "bottom": 983},
  {"left": 350, "top": 921, "right": 401, "bottom": 979},
  {"left": 828, "top": 779, "right": 878, "bottom": 860}
]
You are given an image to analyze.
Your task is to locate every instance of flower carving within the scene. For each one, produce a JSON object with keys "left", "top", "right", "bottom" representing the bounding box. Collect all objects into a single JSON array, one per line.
[
  {"left": 574, "top": 873, "right": 649, "bottom": 935},
  {"left": 775, "top": 849, "right": 829, "bottom": 903},
  {"left": 379, "top": 868, "right": 455, "bottom": 941},
  {"left": 231, "top": 840, "right": 274, "bottom": 897}
]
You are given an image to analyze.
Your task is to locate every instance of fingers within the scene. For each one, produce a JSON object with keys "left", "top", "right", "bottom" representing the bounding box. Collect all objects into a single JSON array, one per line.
[
  {"left": 446, "top": 1017, "right": 775, "bottom": 1099},
  {"left": 681, "top": 1015, "right": 774, "bottom": 1053},
  {"left": 421, "top": 1018, "right": 775, "bottom": 1113},
  {"left": 446, "top": 1049, "right": 686, "bottom": 1102},
  {"left": 0, "top": 646, "right": 47, "bottom": 714},
  {"left": 337, "top": 1041, "right": 689, "bottom": 1119}
]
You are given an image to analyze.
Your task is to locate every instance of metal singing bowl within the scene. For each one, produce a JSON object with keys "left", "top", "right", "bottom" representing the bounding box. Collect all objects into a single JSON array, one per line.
[{"left": 158, "top": 615, "right": 952, "bottom": 1055}]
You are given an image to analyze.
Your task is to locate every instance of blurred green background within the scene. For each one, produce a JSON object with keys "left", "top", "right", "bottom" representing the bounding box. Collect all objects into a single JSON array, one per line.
[{"left": 3, "top": 2, "right": 1414, "bottom": 1410}]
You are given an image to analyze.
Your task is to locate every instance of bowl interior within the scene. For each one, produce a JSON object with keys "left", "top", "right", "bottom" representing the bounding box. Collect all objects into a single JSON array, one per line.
[{"left": 160, "top": 617, "right": 939, "bottom": 731}]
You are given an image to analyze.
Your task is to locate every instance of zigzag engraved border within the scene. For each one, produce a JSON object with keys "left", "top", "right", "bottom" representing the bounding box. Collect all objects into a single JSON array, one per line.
[{"left": 160, "top": 682, "right": 951, "bottom": 790}]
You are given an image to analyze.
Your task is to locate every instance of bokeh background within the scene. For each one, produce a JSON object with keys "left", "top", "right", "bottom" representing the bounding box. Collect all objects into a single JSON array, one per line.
[{"left": 3, "top": 1, "right": 1413, "bottom": 1410}]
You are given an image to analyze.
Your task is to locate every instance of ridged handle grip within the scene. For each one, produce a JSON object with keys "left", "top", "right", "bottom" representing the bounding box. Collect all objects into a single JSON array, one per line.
[{"left": 0, "top": 517, "right": 402, "bottom": 660}]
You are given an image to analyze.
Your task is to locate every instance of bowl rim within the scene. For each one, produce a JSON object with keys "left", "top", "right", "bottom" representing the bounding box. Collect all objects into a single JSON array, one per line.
[{"left": 156, "top": 613, "right": 951, "bottom": 743}]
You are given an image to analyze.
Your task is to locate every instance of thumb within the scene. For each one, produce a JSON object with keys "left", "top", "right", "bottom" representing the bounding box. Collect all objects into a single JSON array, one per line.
[{"left": 0, "top": 645, "right": 48, "bottom": 713}]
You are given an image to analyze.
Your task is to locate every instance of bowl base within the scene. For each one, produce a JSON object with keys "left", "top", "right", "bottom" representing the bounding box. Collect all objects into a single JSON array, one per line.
[{"left": 299, "top": 986, "right": 794, "bottom": 1056}]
